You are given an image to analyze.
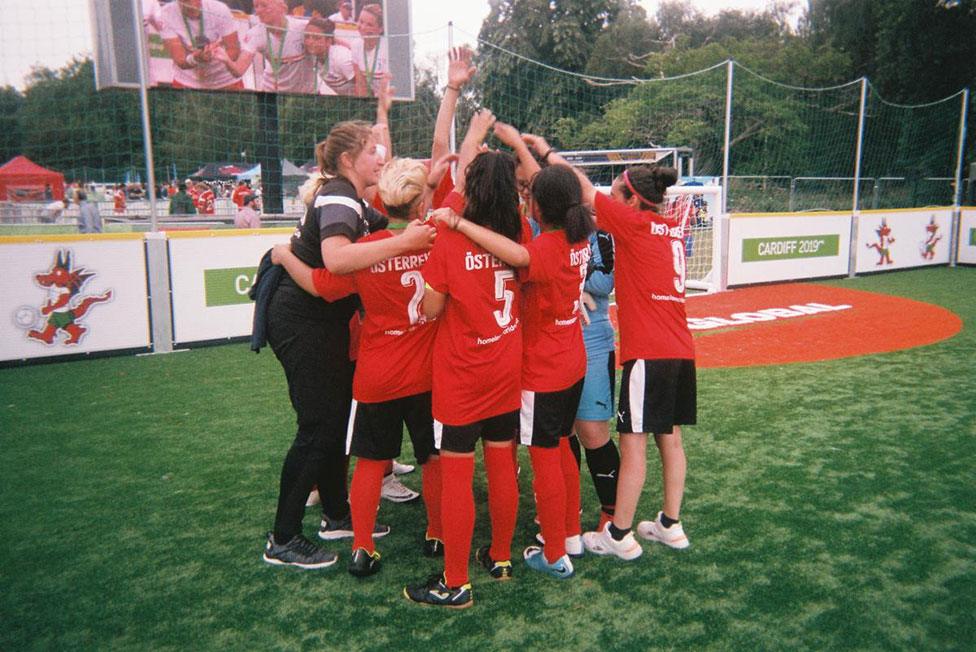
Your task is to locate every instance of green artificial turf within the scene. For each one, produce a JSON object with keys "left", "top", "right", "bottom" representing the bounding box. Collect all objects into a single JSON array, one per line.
[{"left": 1, "top": 267, "right": 973, "bottom": 650}]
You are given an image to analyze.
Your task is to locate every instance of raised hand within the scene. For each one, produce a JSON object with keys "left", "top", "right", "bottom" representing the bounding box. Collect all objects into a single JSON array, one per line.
[
  {"left": 492, "top": 121, "right": 522, "bottom": 148},
  {"left": 521, "top": 133, "right": 550, "bottom": 157},
  {"left": 447, "top": 46, "right": 476, "bottom": 89}
]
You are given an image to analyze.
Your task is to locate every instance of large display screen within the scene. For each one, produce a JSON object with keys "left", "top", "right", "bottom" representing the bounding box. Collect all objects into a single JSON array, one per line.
[{"left": 92, "top": 0, "right": 414, "bottom": 100}]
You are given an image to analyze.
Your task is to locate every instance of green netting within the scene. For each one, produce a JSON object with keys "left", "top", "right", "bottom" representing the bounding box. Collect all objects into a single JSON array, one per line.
[
  {"left": 728, "top": 65, "right": 863, "bottom": 213},
  {"left": 860, "top": 88, "right": 965, "bottom": 210}
]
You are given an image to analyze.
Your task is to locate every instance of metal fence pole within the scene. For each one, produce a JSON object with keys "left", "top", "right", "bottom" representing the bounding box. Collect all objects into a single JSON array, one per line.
[
  {"left": 949, "top": 88, "right": 969, "bottom": 267},
  {"left": 721, "top": 59, "right": 734, "bottom": 215},
  {"left": 848, "top": 77, "right": 868, "bottom": 278},
  {"left": 130, "top": 0, "right": 159, "bottom": 233},
  {"left": 448, "top": 22, "right": 457, "bottom": 156}
]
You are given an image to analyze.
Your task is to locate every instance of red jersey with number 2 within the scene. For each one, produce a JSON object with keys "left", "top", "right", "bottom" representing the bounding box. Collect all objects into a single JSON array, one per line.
[
  {"left": 520, "top": 230, "right": 589, "bottom": 392},
  {"left": 593, "top": 192, "right": 694, "bottom": 362},
  {"left": 311, "top": 230, "right": 435, "bottom": 403},
  {"left": 422, "top": 222, "right": 523, "bottom": 426}
]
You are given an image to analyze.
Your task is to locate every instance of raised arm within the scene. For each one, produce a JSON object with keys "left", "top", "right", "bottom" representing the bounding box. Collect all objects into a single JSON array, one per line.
[
  {"left": 455, "top": 108, "right": 496, "bottom": 195},
  {"left": 522, "top": 134, "right": 597, "bottom": 207},
  {"left": 373, "top": 76, "right": 394, "bottom": 160},
  {"left": 320, "top": 220, "right": 435, "bottom": 274},
  {"left": 494, "top": 122, "right": 540, "bottom": 180},
  {"left": 431, "top": 46, "right": 476, "bottom": 163},
  {"left": 430, "top": 207, "right": 529, "bottom": 268}
]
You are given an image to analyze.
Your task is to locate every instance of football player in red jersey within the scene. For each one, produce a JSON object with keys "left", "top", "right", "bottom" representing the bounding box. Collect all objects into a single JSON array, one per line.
[
  {"left": 271, "top": 156, "right": 455, "bottom": 577},
  {"left": 527, "top": 137, "right": 697, "bottom": 560},
  {"left": 432, "top": 155, "right": 596, "bottom": 581},
  {"left": 403, "top": 110, "right": 525, "bottom": 609}
]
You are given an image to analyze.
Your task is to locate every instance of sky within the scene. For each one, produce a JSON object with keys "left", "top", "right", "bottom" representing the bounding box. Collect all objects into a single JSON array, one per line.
[{"left": 0, "top": 0, "right": 803, "bottom": 89}]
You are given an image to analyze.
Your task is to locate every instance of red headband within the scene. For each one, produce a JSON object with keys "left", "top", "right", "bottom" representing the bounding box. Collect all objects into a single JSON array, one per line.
[{"left": 622, "top": 170, "right": 655, "bottom": 208}]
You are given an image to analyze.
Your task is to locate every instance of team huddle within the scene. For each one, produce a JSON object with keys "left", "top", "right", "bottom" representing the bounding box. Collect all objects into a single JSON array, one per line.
[{"left": 256, "top": 48, "right": 697, "bottom": 609}]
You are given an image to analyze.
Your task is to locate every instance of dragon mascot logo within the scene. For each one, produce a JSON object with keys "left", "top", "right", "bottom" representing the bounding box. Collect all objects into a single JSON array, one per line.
[
  {"left": 16, "top": 250, "right": 113, "bottom": 346},
  {"left": 920, "top": 215, "right": 941, "bottom": 260},
  {"left": 866, "top": 218, "right": 895, "bottom": 265}
]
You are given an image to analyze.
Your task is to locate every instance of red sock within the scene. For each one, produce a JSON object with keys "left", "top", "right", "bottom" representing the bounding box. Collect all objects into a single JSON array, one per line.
[
  {"left": 441, "top": 455, "right": 475, "bottom": 588},
  {"left": 349, "top": 458, "right": 386, "bottom": 554},
  {"left": 598, "top": 510, "right": 614, "bottom": 531},
  {"left": 529, "top": 445, "right": 566, "bottom": 562},
  {"left": 421, "top": 456, "right": 442, "bottom": 540},
  {"left": 560, "top": 437, "right": 582, "bottom": 537},
  {"left": 484, "top": 443, "right": 519, "bottom": 563}
]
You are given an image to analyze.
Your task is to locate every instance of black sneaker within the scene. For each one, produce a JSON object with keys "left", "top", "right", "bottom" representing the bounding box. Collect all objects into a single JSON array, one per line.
[
  {"left": 475, "top": 545, "right": 513, "bottom": 580},
  {"left": 403, "top": 573, "right": 473, "bottom": 609},
  {"left": 318, "top": 514, "right": 391, "bottom": 541},
  {"left": 347, "top": 547, "right": 382, "bottom": 577},
  {"left": 262, "top": 533, "right": 338, "bottom": 569},
  {"left": 422, "top": 536, "right": 444, "bottom": 558}
]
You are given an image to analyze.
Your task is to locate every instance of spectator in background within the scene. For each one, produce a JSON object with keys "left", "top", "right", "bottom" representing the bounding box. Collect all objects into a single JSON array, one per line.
[
  {"left": 157, "top": 0, "right": 245, "bottom": 90},
  {"left": 76, "top": 191, "right": 102, "bottom": 234},
  {"left": 195, "top": 182, "right": 216, "bottom": 214},
  {"left": 43, "top": 198, "right": 69, "bottom": 224},
  {"left": 301, "top": 17, "right": 356, "bottom": 95},
  {"left": 232, "top": 179, "right": 251, "bottom": 208},
  {"left": 329, "top": 1, "right": 355, "bottom": 27},
  {"left": 234, "top": 194, "right": 262, "bottom": 228},
  {"left": 288, "top": 0, "right": 329, "bottom": 17},
  {"left": 169, "top": 183, "right": 197, "bottom": 215},
  {"left": 113, "top": 184, "right": 127, "bottom": 214}
]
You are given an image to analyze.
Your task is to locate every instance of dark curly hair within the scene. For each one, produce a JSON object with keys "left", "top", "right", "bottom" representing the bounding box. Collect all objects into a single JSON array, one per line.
[{"left": 463, "top": 150, "right": 521, "bottom": 242}]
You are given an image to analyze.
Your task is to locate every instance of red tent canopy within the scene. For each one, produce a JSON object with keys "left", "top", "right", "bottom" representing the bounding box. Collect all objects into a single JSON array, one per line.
[{"left": 0, "top": 156, "right": 65, "bottom": 201}]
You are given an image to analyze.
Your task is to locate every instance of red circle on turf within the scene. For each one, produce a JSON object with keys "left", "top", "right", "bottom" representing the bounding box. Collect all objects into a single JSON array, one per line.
[{"left": 609, "top": 284, "right": 962, "bottom": 369}]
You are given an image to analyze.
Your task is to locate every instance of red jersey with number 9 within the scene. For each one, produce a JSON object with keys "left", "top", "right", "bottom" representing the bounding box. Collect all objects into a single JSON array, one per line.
[
  {"left": 520, "top": 231, "right": 589, "bottom": 391},
  {"left": 311, "top": 230, "right": 436, "bottom": 403},
  {"left": 422, "top": 223, "right": 523, "bottom": 425},
  {"left": 593, "top": 192, "right": 694, "bottom": 362}
]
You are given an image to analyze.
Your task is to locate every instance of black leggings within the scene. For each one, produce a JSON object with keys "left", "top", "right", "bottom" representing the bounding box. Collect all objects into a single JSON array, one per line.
[{"left": 267, "top": 283, "right": 356, "bottom": 541}]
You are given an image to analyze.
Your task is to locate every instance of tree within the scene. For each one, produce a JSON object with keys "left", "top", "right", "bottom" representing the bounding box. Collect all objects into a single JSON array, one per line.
[{"left": 0, "top": 86, "right": 25, "bottom": 163}]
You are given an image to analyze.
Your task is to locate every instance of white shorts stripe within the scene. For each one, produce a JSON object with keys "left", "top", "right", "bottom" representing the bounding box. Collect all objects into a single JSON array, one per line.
[
  {"left": 313, "top": 194, "right": 363, "bottom": 218},
  {"left": 433, "top": 419, "right": 443, "bottom": 450},
  {"left": 628, "top": 359, "right": 646, "bottom": 434},
  {"left": 520, "top": 390, "right": 535, "bottom": 446},
  {"left": 345, "top": 400, "right": 358, "bottom": 455}
]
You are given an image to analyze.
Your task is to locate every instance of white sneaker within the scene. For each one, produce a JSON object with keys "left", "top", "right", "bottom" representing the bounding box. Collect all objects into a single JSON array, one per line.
[
  {"left": 380, "top": 473, "right": 420, "bottom": 503},
  {"left": 637, "top": 512, "right": 690, "bottom": 549},
  {"left": 581, "top": 522, "right": 643, "bottom": 560},
  {"left": 305, "top": 489, "right": 321, "bottom": 507},
  {"left": 534, "top": 532, "right": 584, "bottom": 558},
  {"left": 391, "top": 460, "right": 415, "bottom": 475}
]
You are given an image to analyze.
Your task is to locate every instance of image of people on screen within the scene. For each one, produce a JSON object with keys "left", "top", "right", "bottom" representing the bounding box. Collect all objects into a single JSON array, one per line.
[
  {"left": 156, "top": 0, "right": 245, "bottom": 90},
  {"left": 300, "top": 17, "right": 356, "bottom": 95}
]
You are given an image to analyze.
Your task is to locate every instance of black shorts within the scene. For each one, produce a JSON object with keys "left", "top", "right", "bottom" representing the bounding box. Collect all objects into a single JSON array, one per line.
[
  {"left": 435, "top": 410, "right": 519, "bottom": 454},
  {"left": 345, "top": 392, "right": 436, "bottom": 465},
  {"left": 616, "top": 359, "right": 697, "bottom": 435},
  {"left": 519, "top": 379, "right": 585, "bottom": 448}
]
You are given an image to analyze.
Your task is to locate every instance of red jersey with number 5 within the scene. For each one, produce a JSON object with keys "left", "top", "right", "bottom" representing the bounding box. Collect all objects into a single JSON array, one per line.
[
  {"left": 520, "top": 231, "right": 589, "bottom": 392},
  {"left": 422, "top": 224, "right": 523, "bottom": 425},
  {"left": 311, "top": 230, "right": 436, "bottom": 403},
  {"left": 593, "top": 192, "right": 694, "bottom": 362}
]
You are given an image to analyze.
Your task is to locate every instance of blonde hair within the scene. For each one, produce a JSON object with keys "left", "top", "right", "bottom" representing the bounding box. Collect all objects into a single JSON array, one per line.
[
  {"left": 378, "top": 158, "right": 428, "bottom": 219},
  {"left": 304, "top": 120, "right": 374, "bottom": 205}
]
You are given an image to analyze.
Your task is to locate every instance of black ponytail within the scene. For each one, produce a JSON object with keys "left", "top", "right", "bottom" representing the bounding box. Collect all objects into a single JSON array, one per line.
[
  {"left": 620, "top": 164, "right": 678, "bottom": 209},
  {"left": 531, "top": 164, "right": 595, "bottom": 244}
]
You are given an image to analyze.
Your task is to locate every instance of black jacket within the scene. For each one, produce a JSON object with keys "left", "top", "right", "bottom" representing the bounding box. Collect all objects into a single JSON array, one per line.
[{"left": 249, "top": 249, "right": 283, "bottom": 352}]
